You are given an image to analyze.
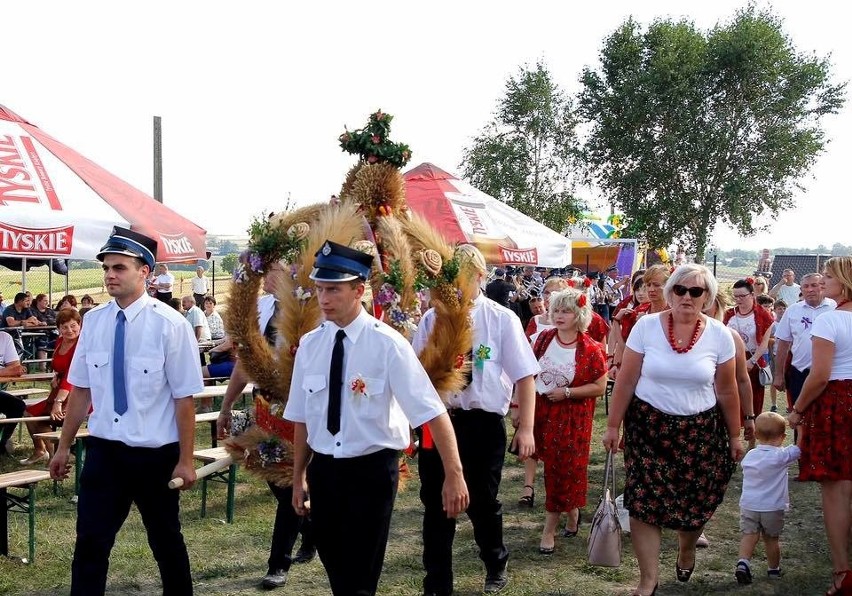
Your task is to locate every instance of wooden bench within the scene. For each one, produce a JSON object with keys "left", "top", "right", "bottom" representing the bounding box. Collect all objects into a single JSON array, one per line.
[
  {"left": 191, "top": 447, "right": 237, "bottom": 523},
  {"left": 196, "top": 411, "right": 222, "bottom": 448},
  {"left": 4, "top": 388, "right": 50, "bottom": 399},
  {"left": 0, "top": 469, "right": 52, "bottom": 562}
]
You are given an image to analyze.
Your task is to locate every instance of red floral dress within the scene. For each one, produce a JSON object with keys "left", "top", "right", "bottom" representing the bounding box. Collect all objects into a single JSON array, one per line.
[{"left": 532, "top": 329, "right": 607, "bottom": 512}]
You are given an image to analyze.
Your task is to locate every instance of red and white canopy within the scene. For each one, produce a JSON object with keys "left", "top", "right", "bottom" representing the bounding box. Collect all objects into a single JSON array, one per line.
[
  {"left": 0, "top": 105, "right": 206, "bottom": 263},
  {"left": 404, "top": 163, "right": 571, "bottom": 267}
]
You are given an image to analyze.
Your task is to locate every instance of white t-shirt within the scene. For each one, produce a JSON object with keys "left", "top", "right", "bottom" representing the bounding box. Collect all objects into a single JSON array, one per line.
[
  {"left": 0, "top": 332, "right": 20, "bottom": 368},
  {"left": 810, "top": 310, "right": 852, "bottom": 379},
  {"left": 727, "top": 311, "right": 758, "bottom": 353},
  {"left": 774, "top": 298, "right": 836, "bottom": 371},
  {"left": 776, "top": 283, "right": 801, "bottom": 306},
  {"left": 626, "top": 313, "right": 736, "bottom": 415},
  {"left": 740, "top": 444, "right": 801, "bottom": 512},
  {"left": 534, "top": 340, "right": 576, "bottom": 394}
]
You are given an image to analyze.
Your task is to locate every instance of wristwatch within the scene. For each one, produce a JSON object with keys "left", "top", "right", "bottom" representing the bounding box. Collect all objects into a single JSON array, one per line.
[
  {"left": 744, "top": 414, "right": 757, "bottom": 421},
  {"left": 563, "top": 387, "right": 572, "bottom": 399}
]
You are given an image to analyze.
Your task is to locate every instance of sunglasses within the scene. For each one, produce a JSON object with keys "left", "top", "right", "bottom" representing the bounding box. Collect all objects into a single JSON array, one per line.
[{"left": 672, "top": 285, "right": 706, "bottom": 298}]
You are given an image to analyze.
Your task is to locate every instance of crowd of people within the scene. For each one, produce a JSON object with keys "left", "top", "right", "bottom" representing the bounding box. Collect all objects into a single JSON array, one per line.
[{"left": 1, "top": 236, "right": 850, "bottom": 596}]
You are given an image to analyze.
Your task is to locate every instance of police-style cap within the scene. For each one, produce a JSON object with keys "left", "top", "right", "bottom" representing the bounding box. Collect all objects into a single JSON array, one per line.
[
  {"left": 96, "top": 226, "right": 157, "bottom": 270},
  {"left": 309, "top": 240, "right": 374, "bottom": 282}
]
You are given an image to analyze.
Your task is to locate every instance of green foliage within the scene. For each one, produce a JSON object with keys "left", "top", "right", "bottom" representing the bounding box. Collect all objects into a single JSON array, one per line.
[
  {"left": 339, "top": 110, "right": 412, "bottom": 168},
  {"left": 219, "top": 253, "right": 238, "bottom": 274},
  {"left": 460, "top": 61, "right": 585, "bottom": 232},
  {"left": 578, "top": 7, "right": 846, "bottom": 262}
]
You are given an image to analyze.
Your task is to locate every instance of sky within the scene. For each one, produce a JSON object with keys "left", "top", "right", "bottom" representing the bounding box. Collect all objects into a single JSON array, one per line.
[{"left": 4, "top": 0, "right": 849, "bottom": 253}]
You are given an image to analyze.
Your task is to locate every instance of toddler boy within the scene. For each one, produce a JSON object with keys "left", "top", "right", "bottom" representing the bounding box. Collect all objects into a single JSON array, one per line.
[{"left": 735, "top": 411, "right": 801, "bottom": 584}]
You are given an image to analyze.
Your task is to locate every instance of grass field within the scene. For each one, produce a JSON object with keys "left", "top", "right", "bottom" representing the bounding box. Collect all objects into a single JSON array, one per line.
[{"left": 0, "top": 393, "right": 835, "bottom": 596}]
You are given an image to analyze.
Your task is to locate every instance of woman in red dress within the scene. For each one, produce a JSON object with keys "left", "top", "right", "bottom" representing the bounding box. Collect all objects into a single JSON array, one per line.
[
  {"left": 531, "top": 288, "right": 608, "bottom": 554},
  {"left": 787, "top": 257, "right": 852, "bottom": 596},
  {"left": 19, "top": 308, "right": 82, "bottom": 464}
]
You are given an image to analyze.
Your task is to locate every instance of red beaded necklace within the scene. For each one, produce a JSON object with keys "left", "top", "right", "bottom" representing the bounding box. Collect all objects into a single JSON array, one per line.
[{"left": 667, "top": 313, "right": 702, "bottom": 354}]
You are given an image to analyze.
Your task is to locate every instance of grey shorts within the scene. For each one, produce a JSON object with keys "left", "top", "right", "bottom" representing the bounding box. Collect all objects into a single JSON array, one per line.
[{"left": 740, "top": 508, "right": 785, "bottom": 537}]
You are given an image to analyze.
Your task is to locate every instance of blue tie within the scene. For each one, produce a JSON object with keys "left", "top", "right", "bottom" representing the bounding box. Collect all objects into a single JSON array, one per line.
[{"left": 113, "top": 310, "right": 128, "bottom": 415}]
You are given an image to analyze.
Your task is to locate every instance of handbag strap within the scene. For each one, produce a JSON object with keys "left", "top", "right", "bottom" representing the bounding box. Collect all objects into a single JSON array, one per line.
[{"left": 602, "top": 450, "right": 617, "bottom": 500}]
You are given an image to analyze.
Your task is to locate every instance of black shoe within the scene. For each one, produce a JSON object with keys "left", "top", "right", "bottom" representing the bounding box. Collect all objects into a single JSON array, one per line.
[
  {"left": 676, "top": 557, "right": 695, "bottom": 582},
  {"left": 261, "top": 569, "right": 288, "bottom": 589},
  {"left": 292, "top": 547, "right": 315, "bottom": 564},
  {"left": 484, "top": 565, "right": 508, "bottom": 593}
]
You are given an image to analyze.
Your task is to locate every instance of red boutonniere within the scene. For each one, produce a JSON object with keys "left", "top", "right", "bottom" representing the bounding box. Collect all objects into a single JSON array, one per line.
[{"left": 350, "top": 375, "right": 367, "bottom": 396}]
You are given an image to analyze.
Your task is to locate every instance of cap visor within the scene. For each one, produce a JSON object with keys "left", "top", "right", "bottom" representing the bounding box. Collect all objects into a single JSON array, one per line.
[{"left": 309, "top": 268, "right": 360, "bottom": 282}]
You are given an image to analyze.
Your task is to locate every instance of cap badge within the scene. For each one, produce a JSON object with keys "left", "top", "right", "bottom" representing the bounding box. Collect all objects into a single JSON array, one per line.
[{"left": 322, "top": 242, "right": 332, "bottom": 256}]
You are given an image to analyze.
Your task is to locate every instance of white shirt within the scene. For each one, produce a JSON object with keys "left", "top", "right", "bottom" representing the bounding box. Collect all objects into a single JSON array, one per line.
[
  {"left": 184, "top": 305, "right": 212, "bottom": 342},
  {"left": 0, "top": 331, "right": 20, "bottom": 368},
  {"left": 156, "top": 272, "right": 175, "bottom": 294},
  {"left": 774, "top": 298, "right": 836, "bottom": 371},
  {"left": 627, "top": 313, "right": 735, "bottom": 415},
  {"left": 534, "top": 341, "right": 576, "bottom": 394},
  {"left": 811, "top": 310, "right": 852, "bottom": 379},
  {"left": 727, "top": 311, "right": 758, "bottom": 353},
  {"left": 258, "top": 294, "right": 277, "bottom": 336},
  {"left": 413, "top": 293, "right": 540, "bottom": 415},
  {"left": 776, "top": 283, "right": 801, "bottom": 306},
  {"left": 190, "top": 275, "right": 208, "bottom": 295},
  {"left": 740, "top": 444, "right": 801, "bottom": 512},
  {"left": 206, "top": 310, "right": 225, "bottom": 340},
  {"left": 68, "top": 293, "right": 204, "bottom": 447},
  {"left": 284, "top": 308, "right": 445, "bottom": 458}
]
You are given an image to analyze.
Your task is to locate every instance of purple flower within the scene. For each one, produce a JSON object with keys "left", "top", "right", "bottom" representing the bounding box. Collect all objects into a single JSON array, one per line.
[{"left": 248, "top": 253, "right": 264, "bottom": 273}]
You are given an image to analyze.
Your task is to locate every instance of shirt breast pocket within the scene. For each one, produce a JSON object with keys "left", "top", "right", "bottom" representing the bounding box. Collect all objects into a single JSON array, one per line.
[
  {"left": 303, "top": 374, "right": 328, "bottom": 419},
  {"left": 356, "top": 377, "right": 385, "bottom": 419},
  {"left": 128, "top": 357, "right": 166, "bottom": 401},
  {"left": 86, "top": 351, "right": 111, "bottom": 393}
]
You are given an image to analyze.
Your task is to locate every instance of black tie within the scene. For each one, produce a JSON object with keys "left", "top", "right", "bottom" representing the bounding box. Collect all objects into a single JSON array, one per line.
[
  {"left": 327, "top": 329, "right": 346, "bottom": 435},
  {"left": 263, "top": 301, "right": 280, "bottom": 347}
]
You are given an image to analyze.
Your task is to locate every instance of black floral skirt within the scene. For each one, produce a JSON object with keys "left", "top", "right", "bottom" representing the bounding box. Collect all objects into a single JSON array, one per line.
[{"left": 623, "top": 397, "right": 736, "bottom": 531}]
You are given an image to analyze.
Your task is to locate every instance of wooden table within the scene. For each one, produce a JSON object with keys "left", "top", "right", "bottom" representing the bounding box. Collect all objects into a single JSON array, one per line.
[
  {"left": 192, "top": 383, "right": 254, "bottom": 401},
  {"left": 33, "top": 429, "right": 89, "bottom": 496}
]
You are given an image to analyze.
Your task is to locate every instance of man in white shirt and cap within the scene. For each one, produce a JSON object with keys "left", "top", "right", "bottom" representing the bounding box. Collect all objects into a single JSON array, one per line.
[
  {"left": 284, "top": 240, "right": 469, "bottom": 596},
  {"left": 49, "top": 226, "right": 204, "bottom": 596}
]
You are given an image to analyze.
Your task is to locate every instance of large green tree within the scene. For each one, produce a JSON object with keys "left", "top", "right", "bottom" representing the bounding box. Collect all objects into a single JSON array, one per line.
[
  {"left": 460, "top": 61, "right": 584, "bottom": 232},
  {"left": 578, "top": 8, "right": 846, "bottom": 262}
]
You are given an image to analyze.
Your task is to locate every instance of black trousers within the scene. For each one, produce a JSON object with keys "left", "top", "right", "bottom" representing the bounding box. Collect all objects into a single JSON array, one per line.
[
  {"left": 193, "top": 293, "right": 206, "bottom": 307},
  {"left": 267, "top": 481, "right": 314, "bottom": 573},
  {"left": 71, "top": 437, "right": 192, "bottom": 596},
  {"left": 307, "top": 449, "right": 399, "bottom": 596},
  {"left": 0, "top": 391, "right": 25, "bottom": 451},
  {"left": 419, "top": 409, "right": 508, "bottom": 595},
  {"left": 156, "top": 292, "right": 172, "bottom": 303},
  {"left": 787, "top": 365, "right": 810, "bottom": 404}
]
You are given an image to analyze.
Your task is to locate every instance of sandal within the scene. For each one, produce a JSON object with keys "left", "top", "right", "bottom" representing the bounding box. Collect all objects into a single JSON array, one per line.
[
  {"left": 518, "top": 485, "right": 534, "bottom": 508},
  {"left": 562, "top": 512, "right": 581, "bottom": 537},
  {"left": 827, "top": 569, "right": 852, "bottom": 596}
]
